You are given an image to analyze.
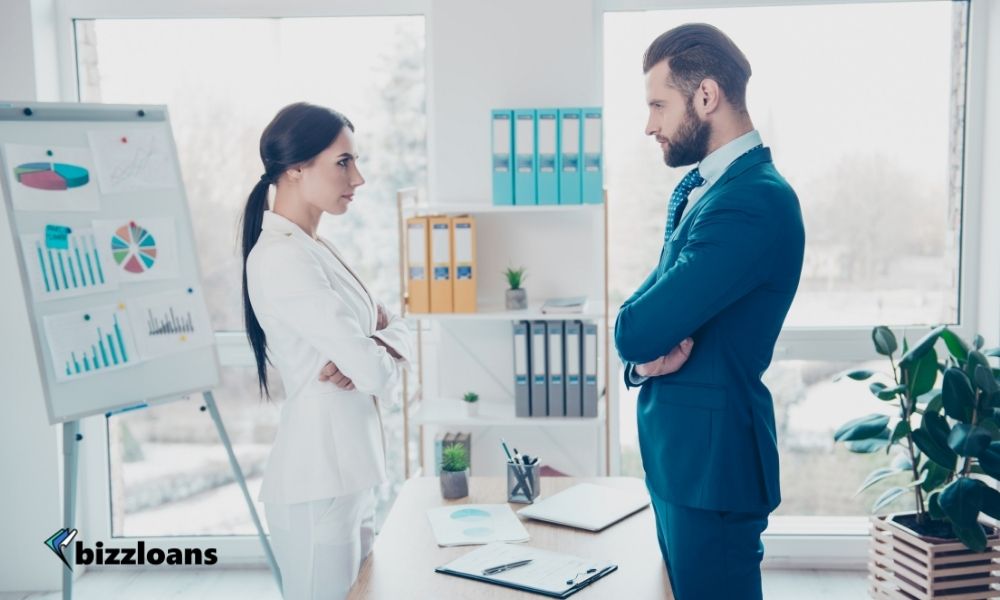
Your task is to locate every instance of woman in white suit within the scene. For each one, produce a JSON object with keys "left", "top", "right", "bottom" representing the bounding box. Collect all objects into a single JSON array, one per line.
[{"left": 241, "top": 102, "right": 412, "bottom": 600}]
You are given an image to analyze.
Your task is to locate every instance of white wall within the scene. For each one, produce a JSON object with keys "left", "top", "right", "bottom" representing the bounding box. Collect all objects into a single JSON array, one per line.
[
  {"left": 426, "top": 0, "right": 600, "bottom": 203},
  {"left": 0, "top": 0, "right": 70, "bottom": 593}
]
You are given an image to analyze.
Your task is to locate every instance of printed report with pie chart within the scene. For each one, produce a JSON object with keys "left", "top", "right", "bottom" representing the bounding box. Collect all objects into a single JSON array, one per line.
[
  {"left": 93, "top": 217, "right": 180, "bottom": 282},
  {"left": 2, "top": 143, "right": 101, "bottom": 212},
  {"left": 426, "top": 504, "right": 530, "bottom": 547}
]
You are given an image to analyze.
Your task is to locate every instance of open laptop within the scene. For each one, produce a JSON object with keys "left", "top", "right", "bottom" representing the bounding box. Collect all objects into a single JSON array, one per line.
[{"left": 516, "top": 483, "right": 650, "bottom": 532}]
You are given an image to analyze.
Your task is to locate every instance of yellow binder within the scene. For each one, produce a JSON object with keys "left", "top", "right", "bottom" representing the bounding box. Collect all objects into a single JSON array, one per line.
[
  {"left": 429, "top": 216, "right": 454, "bottom": 313},
  {"left": 450, "top": 215, "right": 477, "bottom": 313},
  {"left": 405, "top": 216, "right": 430, "bottom": 313}
]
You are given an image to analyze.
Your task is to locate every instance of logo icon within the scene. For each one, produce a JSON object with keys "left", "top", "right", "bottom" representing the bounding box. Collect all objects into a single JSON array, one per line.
[{"left": 44, "top": 528, "right": 78, "bottom": 570}]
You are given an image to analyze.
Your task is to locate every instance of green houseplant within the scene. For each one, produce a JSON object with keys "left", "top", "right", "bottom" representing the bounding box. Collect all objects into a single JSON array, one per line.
[
  {"left": 834, "top": 326, "right": 1000, "bottom": 597},
  {"left": 439, "top": 443, "right": 470, "bottom": 499},
  {"left": 463, "top": 391, "right": 480, "bottom": 417},
  {"left": 504, "top": 266, "right": 527, "bottom": 310}
]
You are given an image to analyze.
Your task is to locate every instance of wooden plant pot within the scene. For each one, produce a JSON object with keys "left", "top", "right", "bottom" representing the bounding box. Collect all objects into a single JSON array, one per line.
[{"left": 869, "top": 514, "right": 1000, "bottom": 599}]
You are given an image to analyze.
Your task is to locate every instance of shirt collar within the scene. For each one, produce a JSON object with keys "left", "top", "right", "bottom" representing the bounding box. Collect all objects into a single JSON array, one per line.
[
  {"left": 697, "top": 129, "right": 763, "bottom": 186},
  {"left": 262, "top": 210, "right": 312, "bottom": 240}
]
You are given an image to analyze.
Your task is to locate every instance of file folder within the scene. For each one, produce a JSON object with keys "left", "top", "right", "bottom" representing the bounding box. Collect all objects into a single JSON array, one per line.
[
  {"left": 558, "top": 108, "right": 582, "bottom": 205},
  {"left": 536, "top": 108, "right": 559, "bottom": 205},
  {"left": 450, "top": 215, "right": 477, "bottom": 313},
  {"left": 530, "top": 321, "right": 548, "bottom": 417},
  {"left": 491, "top": 109, "right": 514, "bottom": 206},
  {"left": 546, "top": 320, "right": 565, "bottom": 416},
  {"left": 514, "top": 321, "right": 531, "bottom": 417},
  {"left": 582, "top": 321, "right": 599, "bottom": 417},
  {"left": 513, "top": 109, "right": 537, "bottom": 205},
  {"left": 405, "top": 216, "right": 430, "bottom": 313},
  {"left": 429, "top": 216, "right": 453, "bottom": 313},
  {"left": 564, "top": 320, "right": 583, "bottom": 417},
  {"left": 582, "top": 107, "right": 603, "bottom": 205}
]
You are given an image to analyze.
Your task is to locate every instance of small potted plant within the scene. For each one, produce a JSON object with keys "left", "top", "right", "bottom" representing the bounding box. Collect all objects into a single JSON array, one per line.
[
  {"left": 463, "top": 391, "right": 480, "bottom": 417},
  {"left": 440, "top": 443, "right": 470, "bottom": 499},
  {"left": 504, "top": 266, "right": 527, "bottom": 310},
  {"left": 834, "top": 325, "right": 1000, "bottom": 598}
]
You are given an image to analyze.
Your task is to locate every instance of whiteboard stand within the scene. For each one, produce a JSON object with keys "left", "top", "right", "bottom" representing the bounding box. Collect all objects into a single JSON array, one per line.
[
  {"left": 61, "top": 419, "right": 80, "bottom": 600},
  {"left": 201, "top": 390, "right": 282, "bottom": 592},
  {"left": 57, "top": 394, "right": 282, "bottom": 600}
]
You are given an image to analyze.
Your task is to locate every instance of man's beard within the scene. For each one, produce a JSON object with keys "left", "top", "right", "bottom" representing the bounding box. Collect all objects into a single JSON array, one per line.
[{"left": 663, "top": 100, "right": 711, "bottom": 168}]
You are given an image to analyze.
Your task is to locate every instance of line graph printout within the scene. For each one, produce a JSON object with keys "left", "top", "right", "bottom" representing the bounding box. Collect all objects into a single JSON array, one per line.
[{"left": 87, "top": 128, "right": 179, "bottom": 194}]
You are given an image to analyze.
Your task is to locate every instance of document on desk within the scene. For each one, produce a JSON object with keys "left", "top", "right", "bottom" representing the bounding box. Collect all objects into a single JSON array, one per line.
[
  {"left": 436, "top": 542, "right": 617, "bottom": 598},
  {"left": 426, "top": 504, "right": 530, "bottom": 546}
]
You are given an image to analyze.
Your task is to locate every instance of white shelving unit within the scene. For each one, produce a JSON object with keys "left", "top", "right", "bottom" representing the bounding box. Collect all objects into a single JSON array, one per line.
[{"left": 395, "top": 189, "right": 612, "bottom": 478}]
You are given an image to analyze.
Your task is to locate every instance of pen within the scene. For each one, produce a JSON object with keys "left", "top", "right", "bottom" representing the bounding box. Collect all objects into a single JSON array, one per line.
[{"left": 482, "top": 559, "right": 533, "bottom": 576}]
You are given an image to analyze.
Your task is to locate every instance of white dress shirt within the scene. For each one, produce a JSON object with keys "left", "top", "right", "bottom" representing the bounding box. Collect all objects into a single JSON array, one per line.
[{"left": 246, "top": 210, "right": 413, "bottom": 504}]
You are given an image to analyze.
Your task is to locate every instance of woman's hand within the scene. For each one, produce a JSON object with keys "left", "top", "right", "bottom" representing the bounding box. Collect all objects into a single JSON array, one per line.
[
  {"left": 319, "top": 361, "right": 356, "bottom": 391},
  {"left": 635, "top": 337, "right": 694, "bottom": 378}
]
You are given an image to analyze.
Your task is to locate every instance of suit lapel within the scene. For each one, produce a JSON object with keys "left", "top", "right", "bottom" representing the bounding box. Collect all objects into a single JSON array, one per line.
[{"left": 316, "top": 238, "right": 377, "bottom": 332}]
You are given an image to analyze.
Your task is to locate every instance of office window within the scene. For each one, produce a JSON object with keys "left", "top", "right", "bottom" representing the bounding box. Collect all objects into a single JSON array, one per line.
[
  {"left": 76, "top": 16, "right": 426, "bottom": 537},
  {"left": 606, "top": 1, "right": 968, "bottom": 517}
]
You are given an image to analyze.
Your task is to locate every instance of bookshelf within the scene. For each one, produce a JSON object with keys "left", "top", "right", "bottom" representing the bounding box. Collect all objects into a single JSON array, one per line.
[{"left": 395, "top": 188, "right": 613, "bottom": 478}]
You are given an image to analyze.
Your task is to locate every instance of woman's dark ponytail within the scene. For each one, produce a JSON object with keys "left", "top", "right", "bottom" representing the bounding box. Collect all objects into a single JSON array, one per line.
[
  {"left": 242, "top": 176, "right": 273, "bottom": 397},
  {"left": 241, "top": 102, "right": 354, "bottom": 399}
]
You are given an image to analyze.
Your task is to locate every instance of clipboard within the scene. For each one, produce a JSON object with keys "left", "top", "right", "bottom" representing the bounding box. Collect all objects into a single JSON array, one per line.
[{"left": 435, "top": 542, "right": 617, "bottom": 598}]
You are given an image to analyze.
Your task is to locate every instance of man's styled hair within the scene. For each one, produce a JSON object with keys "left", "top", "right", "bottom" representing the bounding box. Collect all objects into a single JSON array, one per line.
[{"left": 643, "top": 23, "right": 752, "bottom": 112}]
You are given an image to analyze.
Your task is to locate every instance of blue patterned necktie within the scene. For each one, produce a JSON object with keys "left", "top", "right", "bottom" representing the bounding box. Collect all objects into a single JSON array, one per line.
[{"left": 664, "top": 168, "right": 705, "bottom": 241}]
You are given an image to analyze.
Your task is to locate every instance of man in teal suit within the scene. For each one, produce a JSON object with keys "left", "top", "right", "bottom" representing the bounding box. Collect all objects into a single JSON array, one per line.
[{"left": 614, "top": 24, "right": 805, "bottom": 600}]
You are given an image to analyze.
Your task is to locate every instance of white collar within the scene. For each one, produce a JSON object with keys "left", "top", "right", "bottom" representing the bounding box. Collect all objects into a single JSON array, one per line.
[{"left": 696, "top": 129, "right": 763, "bottom": 187}]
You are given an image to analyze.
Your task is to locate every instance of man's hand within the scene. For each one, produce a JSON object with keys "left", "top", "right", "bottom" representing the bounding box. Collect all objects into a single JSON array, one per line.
[
  {"left": 635, "top": 337, "right": 694, "bottom": 378},
  {"left": 319, "top": 361, "right": 356, "bottom": 391},
  {"left": 376, "top": 303, "right": 389, "bottom": 331}
]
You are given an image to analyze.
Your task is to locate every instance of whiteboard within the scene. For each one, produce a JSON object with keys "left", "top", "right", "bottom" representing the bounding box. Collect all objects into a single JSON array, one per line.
[{"left": 0, "top": 102, "right": 220, "bottom": 424}]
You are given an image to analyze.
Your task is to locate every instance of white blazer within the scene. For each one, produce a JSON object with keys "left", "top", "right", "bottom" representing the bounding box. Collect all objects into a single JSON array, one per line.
[{"left": 246, "top": 210, "right": 413, "bottom": 505}]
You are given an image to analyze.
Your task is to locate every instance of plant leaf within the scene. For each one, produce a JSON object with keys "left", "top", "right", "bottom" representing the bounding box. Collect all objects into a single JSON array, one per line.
[
  {"left": 912, "top": 426, "right": 957, "bottom": 471},
  {"left": 939, "top": 327, "right": 971, "bottom": 364},
  {"left": 872, "top": 486, "right": 908, "bottom": 513},
  {"left": 891, "top": 452, "right": 914, "bottom": 471},
  {"left": 977, "top": 442, "right": 1000, "bottom": 479},
  {"left": 906, "top": 347, "right": 939, "bottom": 398},
  {"left": 981, "top": 486, "right": 1000, "bottom": 522},
  {"left": 890, "top": 421, "right": 912, "bottom": 446},
  {"left": 928, "top": 490, "right": 946, "bottom": 520},
  {"left": 948, "top": 424, "right": 992, "bottom": 457},
  {"left": 834, "top": 414, "right": 890, "bottom": 442},
  {"left": 872, "top": 326, "right": 898, "bottom": 357},
  {"left": 836, "top": 369, "right": 875, "bottom": 382},
  {"left": 975, "top": 334, "right": 985, "bottom": 351},
  {"left": 966, "top": 351, "right": 990, "bottom": 385},
  {"left": 846, "top": 429, "right": 891, "bottom": 453},
  {"left": 984, "top": 347, "right": 1000, "bottom": 358},
  {"left": 940, "top": 478, "right": 986, "bottom": 534},
  {"left": 943, "top": 367, "right": 976, "bottom": 423},
  {"left": 921, "top": 460, "right": 951, "bottom": 493},
  {"left": 855, "top": 467, "right": 904, "bottom": 496},
  {"left": 975, "top": 364, "right": 999, "bottom": 397},
  {"left": 899, "top": 326, "right": 944, "bottom": 369}
]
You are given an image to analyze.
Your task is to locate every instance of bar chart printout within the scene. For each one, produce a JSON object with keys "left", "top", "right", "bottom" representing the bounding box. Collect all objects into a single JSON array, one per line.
[{"left": 43, "top": 304, "right": 139, "bottom": 382}]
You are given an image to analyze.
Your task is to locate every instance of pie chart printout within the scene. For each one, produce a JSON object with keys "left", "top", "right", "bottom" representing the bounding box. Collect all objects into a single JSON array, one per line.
[
  {"left": 111, "top": 221, "right": 157, "bottom": 274},
  {"left": 14, "top": 162, "right": 91, "bottom": 191}
]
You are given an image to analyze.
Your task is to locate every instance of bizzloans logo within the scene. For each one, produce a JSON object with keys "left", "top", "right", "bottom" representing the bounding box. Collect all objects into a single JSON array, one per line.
[{"left": 44, "top": 529, "right": 218, "bottom": 571}]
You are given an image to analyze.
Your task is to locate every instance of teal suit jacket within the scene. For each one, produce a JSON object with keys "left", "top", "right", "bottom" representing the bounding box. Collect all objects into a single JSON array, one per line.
[{"left": 614, "top": 147, "right": 804, "bottom": 513}]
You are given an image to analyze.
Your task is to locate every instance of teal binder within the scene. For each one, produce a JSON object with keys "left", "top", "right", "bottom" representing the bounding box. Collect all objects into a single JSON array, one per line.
[
  {"left": 491, "top": 109, "right": 514, "bottom": 205},
  {"left": 581, "top": 107, "right": 603, "bottom": 204},
  {"left": 536, "top": 109, "right": 559, "bottom": 205},
  {"left": 557, "top": 108, "right": 582, "bottom": 205},
  {"left": 514, "top": 109, "right": 537, "bottom": 205}
]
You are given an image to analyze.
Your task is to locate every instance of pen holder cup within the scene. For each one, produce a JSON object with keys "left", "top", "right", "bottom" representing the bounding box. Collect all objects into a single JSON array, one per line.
[{"left": 506, "top": 462, "right": 540, "bottom": 504}]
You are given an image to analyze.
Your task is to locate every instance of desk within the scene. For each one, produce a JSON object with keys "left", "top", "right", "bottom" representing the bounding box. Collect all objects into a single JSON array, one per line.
[{"left": 348, "top": 476, "right": 671, "bottom": 599}]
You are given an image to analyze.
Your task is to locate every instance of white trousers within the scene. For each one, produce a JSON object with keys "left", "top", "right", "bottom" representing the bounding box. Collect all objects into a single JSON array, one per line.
[{"left": 265, "top": 488, "right": 376, "bottom": 600}]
